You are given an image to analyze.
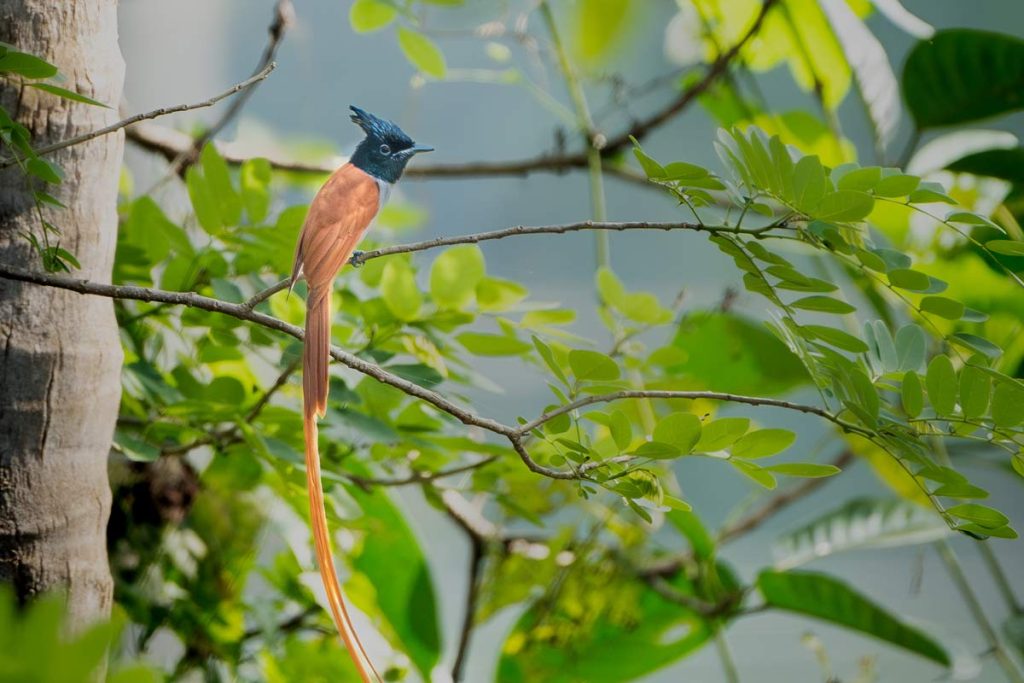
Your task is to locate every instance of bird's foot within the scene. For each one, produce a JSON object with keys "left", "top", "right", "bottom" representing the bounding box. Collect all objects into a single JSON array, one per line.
[{"left": 348, "top": 250, "right": 366, "bottom": 268}]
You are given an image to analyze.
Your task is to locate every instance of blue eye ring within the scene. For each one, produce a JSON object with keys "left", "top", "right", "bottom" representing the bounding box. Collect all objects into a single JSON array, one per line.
[{"left": 379, "top": 143, "right": 391, "bottom": 155}]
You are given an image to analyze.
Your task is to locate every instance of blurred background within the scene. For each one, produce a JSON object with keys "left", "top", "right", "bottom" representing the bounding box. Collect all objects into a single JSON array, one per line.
[{"left": 32, "top": 0, "right": 1022, "bottom": 680}]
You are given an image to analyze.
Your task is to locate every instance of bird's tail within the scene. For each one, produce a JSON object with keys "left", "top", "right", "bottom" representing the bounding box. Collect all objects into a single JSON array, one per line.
[{"left": 303, "top": 287, "right": 380, "bottom": 682}]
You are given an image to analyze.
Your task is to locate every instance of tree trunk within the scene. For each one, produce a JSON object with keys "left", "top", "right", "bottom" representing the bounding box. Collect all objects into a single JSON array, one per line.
[{"left": 0, "top": 0, "right": 124, "bottom": 629}]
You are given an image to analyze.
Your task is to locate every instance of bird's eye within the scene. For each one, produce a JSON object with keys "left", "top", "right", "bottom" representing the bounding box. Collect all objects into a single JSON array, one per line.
[{"left": 379, "top": 144, "right": 391, "bottom": 155}]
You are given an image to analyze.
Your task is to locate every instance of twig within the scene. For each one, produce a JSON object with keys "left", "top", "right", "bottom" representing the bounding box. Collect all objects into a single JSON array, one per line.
[
  {"left": 168, "top": 0, "right": 293, "bottom": 174},
  {"left": 598, "top": 0, "right": 780, "bottom": 153},
  {"left": 123, "top": 0, "right": 778, "bottom": 185},
  {"left": 346, "top": 455, "right": 500, "bottom": 489},
  {"left": 517, "top": 391, "right": 868, "bottom": 438},
  {"left": 440, "top": 491, "right": 491, "bottom": 681},
  {"left": 0, "top": 262, "right": 515, "bottom": 439},
  {"left": 123, "top": 121, "right": 653, "bottom": 187},
  {"left": 0, "top": 63, "right": 277, "bottom": 169}
]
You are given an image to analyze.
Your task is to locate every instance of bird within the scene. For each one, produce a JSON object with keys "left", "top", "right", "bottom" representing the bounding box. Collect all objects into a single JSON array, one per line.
[{"left": 290, "top": 105, "right": 433, "bottom": 682}]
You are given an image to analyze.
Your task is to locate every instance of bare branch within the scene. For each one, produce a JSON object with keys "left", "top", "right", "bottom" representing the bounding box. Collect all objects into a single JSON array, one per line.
[
  {"left": 600, "top": 0, "right": 780, "bottom": 151},
  {"left": 123, "top": 0, "right": 778, "bottom": 185},
  {"left": 167, "top": 0, "right": 293, "bottom": 174},
  {"left": 123, "top": 122, "right": 652, "bottom": 187},
  {"left": 517, "top": 390, "right": 868, "bottom": 438},
  {"left": 0, "top": 263, "right": 515, "bottom": 439},
  {"left": 346, "top": 455, "right": 501, "bottom": 489},
  {"left": 351, "top": 220, "right": 775, "bottom": 265},
  {"left": 0, "top": 63, "right": 277, "bottom": 169}
]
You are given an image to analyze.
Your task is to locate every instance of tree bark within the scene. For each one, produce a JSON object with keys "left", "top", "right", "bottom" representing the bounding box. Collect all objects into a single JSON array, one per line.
[{"left": 0, "top": 0, "right": 124, "bottom": 629}]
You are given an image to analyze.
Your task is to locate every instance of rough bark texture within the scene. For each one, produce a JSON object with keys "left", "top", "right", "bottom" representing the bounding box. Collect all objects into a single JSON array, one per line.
[{"left": 0, "top": 0, "right": 124, "bottom": 628}]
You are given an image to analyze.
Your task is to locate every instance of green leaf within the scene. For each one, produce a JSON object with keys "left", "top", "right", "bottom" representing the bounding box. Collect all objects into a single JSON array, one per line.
[
  {"left": 25, "top": 82, "right": 108, "bottom": 107},
  {"left": 812, "top": 190, "right": 874, "bottom": 222},
  {"left": 772, "top": 498, "right": 949, "bottom": 570},
  {"left": 925, "top": 355, "right": 957, "bottom": 415},
  {"left": 765, "top": 463, "right": 840, "bottom": 477},
  {"left": 758, "top": 570, "right": 950, "bottom": 665},
  {"left": 532, "top": 336, "right": 569, "bottom": 386},
  {"left": 0, "top": 50, "right": 58, "bottom": 78},
  {"left": 349, "top": 0, "right": 397, "bottom": 32},
  {"left": 457, "top": 332, "right": 530, "bottom": 356},
  {"left": 730, "top": 460, "right": 777, "bottom": 489},
  {"left": 887, "top": 268, "right": 931, "bottom": 291},
  {"left": 872, "top": 174, "right": 920, "bottom": 198},
  {"left": 632, "top": 441, "right": 682, "bottom": 460},
  {"left": 986, "top": 240, "right": 1024, "bottom": 256},
  {"left": 895, "top": 324, "right": 926, "bottom": 371},
  {"left": 568, "top": 349, "right": 620, "bottom": 382},
  {"left": 791, "top": 295, "right": 855, "bottom": 314},
  {"left": 959, "top": 365, "right": 991, "bottom": 419},
  {"left": 185, "top": 166, "right": 221, "bottom": 233},
  {"left": 903, "top": 29, "right": 1024, "bottom": 128},
  {"left": 902, "top": 371, "right": 924, "bottom": 418},
  {"left": 380, "top": 260, "right": 422, "bottom": 321},
  {"left": 240, "top": 158, "right": 271, "bottom": 223},
  {"left": 732, "top": 428, "right": 795, "bottom": 459},
  {"left": 572, "top": 0, "right": 631, "bottom": 63},
  {"left": 992, "top": 382, "right": 1024, "bottom": 428},
  {"left": 632, "top": 142, "right": 665, "bottom": 178},
  {"left": 802, "top": 325, "right": 869, "bottom": 353},
  {"left": 430, "top": 245, "right": 485, "bottom": 309},
  {"left": 26, "top": 158, "right": 62, "bottom": 184},
  {"left": 792, "top": 155, "right": 828, "bottom": 212},
  {"left": 1012, "top": 453, "right": 1024, "bottom": 479},
  {"left": 694, "top": 417, "right": 750, "bottom": 452},
  {"left": 946, "top": 503, "right": 1009, "bottom": 529},
  {"left": 837, "top": 166, "right": 881, "bottom": 192},
  {"left": 397, "top": 27, "right": 446, "bottom": 78},
  {"left": 652, "top": 413, "right": 702, "bottom": 454},
  {"left": 951, "top": 332, "right": 1002, "bottom": 358},
  {"left": 919, "top": 296, "right": 965, "bottom": 320},
  {"left": 200, "top": 143, "right": 242, "bottom": 226},
  {"left": 476, "top": 277, "right": 527, "bottom": 312}
]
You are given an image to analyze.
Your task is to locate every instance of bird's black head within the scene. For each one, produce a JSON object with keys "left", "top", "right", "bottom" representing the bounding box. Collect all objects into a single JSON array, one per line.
[{"left": 348, "top": 106, "right": 433, "bottom": 184}]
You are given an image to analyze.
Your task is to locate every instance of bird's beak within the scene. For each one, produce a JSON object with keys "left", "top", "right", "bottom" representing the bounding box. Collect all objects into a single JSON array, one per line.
[{"left": 411, "top": 144, "right": 435, "bottom": 154}]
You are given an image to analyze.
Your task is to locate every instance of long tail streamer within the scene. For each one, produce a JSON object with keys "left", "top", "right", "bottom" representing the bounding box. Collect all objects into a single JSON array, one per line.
[{"left": 303, "top": 286, "right": 381, "bottom": 682}]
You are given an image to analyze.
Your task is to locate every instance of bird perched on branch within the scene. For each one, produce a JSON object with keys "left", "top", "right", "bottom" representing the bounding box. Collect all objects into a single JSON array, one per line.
[{"left": 290, "top": 106, "right": 433, "bottom": 682}]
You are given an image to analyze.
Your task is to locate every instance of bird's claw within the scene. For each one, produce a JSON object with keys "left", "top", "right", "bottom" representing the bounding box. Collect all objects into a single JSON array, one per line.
[{"left": 348, "top": 250, "right": 365, "bottom": 268}]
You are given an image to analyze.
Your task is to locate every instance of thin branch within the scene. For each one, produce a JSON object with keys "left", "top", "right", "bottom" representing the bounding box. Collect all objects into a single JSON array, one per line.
[
  {"left": 0, "top": 263, "right": 515, "bottom": 439},
  {"left": 0, "top": 63, "right": 277, "bottom": 169},
  {"left": 345, "top": 455, "right": 500, "bottom": 489},
  {"left": 352, "top": 219, "right": 780, "bottom": 265},
  {"left": 440, "top": 491, "right": 489, "bottom": 681},
  {"left": 599, "top": 0, "right": 780, "bottom": 152},
  {"left": 123, "top": 0, "right": 778, "bottom": 185},
  {"left": 168, "top": 0, "right": 293, "bottom": 174},
  {"left": 123, "top": 121, "right": 653, "bottom": 187},
  {"left": 517, "top": 391, "right": 868, "bottom": 438}
]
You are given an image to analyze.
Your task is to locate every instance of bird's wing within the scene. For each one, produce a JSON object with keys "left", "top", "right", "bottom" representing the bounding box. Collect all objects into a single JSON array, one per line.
[{"left": 291, "top": 163, "right": 381, "bottom": 289}]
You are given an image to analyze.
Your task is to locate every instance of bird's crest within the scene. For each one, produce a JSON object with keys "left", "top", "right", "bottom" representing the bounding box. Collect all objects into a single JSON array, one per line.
[{"left": 349, "top": 105, "right": 411, "bottom": 146}]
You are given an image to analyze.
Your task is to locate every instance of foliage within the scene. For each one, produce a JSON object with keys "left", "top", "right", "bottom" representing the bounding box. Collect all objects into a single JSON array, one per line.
[{"left": 0, "top": 44, "right": 107, "bottom": 271}]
